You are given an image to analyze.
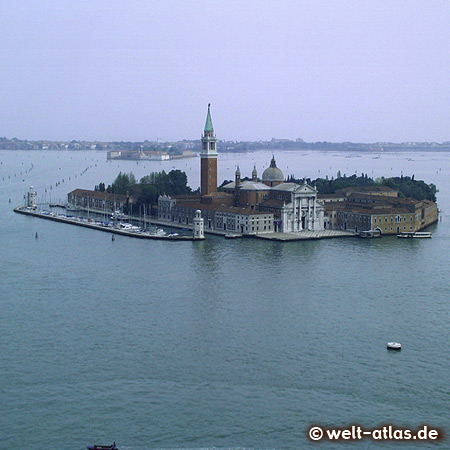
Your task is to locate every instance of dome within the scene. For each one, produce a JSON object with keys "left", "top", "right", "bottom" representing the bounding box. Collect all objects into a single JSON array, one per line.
[{"left": 262, "top": 156, "right": 284, "bottom": 183}]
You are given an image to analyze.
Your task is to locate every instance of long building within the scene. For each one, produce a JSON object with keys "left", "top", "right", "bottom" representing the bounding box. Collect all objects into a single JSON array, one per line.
[
  {"left": 68, "top": 189, "right": 134, "bottom": 214},
  {"left": 321, "top": 189, "right": 438, "bottom": 234}
]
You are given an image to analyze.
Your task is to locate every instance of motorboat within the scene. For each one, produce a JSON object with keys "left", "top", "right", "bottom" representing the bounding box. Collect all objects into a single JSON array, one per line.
[
  {"left": 111, "top": 210, "right": 127, "bottom": 220},
  {"left": 225, "top": 233, "right": 241, "bottom": 239},
  {"left": 387, "top": 342, "right": 402, "bottom": 350},
  {"left": 147, "top": 227, "right": 166, "bottom": 236},
  {"left": 87, "top": 443, "right": 117, "bottom": 450},
  {"left": 117, "top": 222, "right": 141, "bottom": 232},
  {"left": 359, "top": 229, "right": 382, "bottom": 238},
  {"left": 397, "top": 231, "right": 431, "bottom": 238}
]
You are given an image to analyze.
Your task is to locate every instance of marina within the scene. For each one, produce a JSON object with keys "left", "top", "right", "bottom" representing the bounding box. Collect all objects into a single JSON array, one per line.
[{"left": 14, "top": 207, "right": 203, "bottom": 241}]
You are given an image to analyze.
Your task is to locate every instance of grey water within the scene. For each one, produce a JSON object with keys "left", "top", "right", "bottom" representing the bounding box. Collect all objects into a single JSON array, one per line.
[{"left": 1, "top": 149, "right": 449, "bottom": 449}]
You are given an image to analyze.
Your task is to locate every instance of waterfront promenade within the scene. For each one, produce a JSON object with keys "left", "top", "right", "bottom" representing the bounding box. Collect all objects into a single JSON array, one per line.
[{"left": 144, "top": 216, "right": 355, "bottom": 240}]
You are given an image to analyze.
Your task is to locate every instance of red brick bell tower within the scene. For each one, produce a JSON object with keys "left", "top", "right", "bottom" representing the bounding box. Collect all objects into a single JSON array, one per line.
[{"left": 200, "top": 104, "right": 218, "bottom": 196}]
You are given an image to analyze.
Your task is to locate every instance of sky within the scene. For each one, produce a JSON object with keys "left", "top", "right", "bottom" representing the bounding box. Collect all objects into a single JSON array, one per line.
[{"left": 1, "top": 0, "right": 449, "bottom": 143}]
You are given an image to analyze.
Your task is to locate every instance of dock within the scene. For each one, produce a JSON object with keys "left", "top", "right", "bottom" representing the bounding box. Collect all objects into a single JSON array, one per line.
[
  {"left": 254, "top": 229, "right": 356, "bottom": 241},
  {"left": 14, "top": 208, "right": 202, "bottom": 241}
]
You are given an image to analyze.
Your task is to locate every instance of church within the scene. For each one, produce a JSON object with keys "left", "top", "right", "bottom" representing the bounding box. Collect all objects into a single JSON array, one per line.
[{"left": 158, "top": 105, "right": 325, "bottom": 234}]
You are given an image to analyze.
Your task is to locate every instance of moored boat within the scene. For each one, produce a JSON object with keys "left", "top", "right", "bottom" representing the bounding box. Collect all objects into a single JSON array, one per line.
[
  {"left": 397, "top": 231, "right": 432, "bottom": 238},
  {"left": 359, "top": 229, "right": 382, "bottom": 238}
]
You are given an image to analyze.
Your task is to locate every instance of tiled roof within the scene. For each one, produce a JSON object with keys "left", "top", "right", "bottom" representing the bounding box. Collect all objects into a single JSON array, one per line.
[{"left": 222, "top": 180, "right": 270, "bottom": 191}]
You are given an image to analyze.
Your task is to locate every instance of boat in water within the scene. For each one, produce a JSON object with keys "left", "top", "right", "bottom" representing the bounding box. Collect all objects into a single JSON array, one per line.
[
  {"left": 87, "top": 443, "right": 118, "bottom": 450},
  {"left": 111, "top": 210, "right": 127, "bottom": 221},
  {"left": 359, "top": 229, "right": 382, "bottom": 238},
  {"left": 116, "top": 222, "right": 141, "bottom": 232},
  {"left": 397, "top": 231, "right": 432, "bottom": 238},
  {"left": 387, "top": 342, "right": 402, "bottom": 350},
  {"left": 145, "top": 227, "right": 166, "bottom": 236}
]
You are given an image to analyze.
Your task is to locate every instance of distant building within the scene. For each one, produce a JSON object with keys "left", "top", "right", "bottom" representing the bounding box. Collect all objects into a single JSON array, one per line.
[{"left": 107, "top": 149, "right": 170, "bottom": 161}]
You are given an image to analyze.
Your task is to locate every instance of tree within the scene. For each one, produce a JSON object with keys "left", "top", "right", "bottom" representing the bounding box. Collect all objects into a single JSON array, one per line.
[
  {"left": 168, "top": 170, "right": 190, "bottom": 195},
  {"left": 111, "top": 172, "right": 136, "bottom": 195}
]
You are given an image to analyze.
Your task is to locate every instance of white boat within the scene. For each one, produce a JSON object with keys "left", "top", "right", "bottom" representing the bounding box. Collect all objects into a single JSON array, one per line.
[
  {"left": 117, "top": 222, "right": 141, "bottom": 232},
  {"left": 359, "top": 229, "right": 382, "bottom": 238},
  {"left": 111, "top": 210, "right": 127, "bottom": 220},
  {"left": 397, "top": 231, "right": 431, "bottom": 238},
  {"left": 66, "top": 204, "right": 80, "bottom": 212},
  {"left": 145, "top": 227, "right": 166, "bottom": 236},
  {"left": 387, "top": 342, "right": 402, "bottom": 350}
]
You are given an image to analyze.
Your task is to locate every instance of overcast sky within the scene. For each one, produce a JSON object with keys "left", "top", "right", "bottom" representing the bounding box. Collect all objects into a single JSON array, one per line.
[{"left": 1, "top": 1, "right": 449, "bottom": 142}]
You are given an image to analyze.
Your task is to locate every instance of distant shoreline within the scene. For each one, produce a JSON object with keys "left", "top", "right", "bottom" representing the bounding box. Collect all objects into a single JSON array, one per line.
[
  {"left": 2, "top": 145, "right": 450, "bottom": 153},
  {"left": 1, "top": 136, "right": 450, "bottom": 153}
]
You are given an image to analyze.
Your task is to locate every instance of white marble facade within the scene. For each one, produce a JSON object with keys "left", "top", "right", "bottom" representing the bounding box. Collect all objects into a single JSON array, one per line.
[{"left": 278, "top": 182, "right": 325, "bottom": 233}]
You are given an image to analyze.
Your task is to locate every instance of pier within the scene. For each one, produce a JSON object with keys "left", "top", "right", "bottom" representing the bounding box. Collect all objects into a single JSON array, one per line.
[{"left": 14, "top": 207, "right": 203, "bottom": 241}]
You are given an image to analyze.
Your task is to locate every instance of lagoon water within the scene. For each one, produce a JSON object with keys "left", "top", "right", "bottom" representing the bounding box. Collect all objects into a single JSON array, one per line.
[{"left": 1, "top": 149, "right": 449, "bottom": 449}]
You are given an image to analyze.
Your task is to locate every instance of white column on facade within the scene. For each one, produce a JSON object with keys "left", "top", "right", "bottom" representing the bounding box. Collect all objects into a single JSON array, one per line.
[
  {"left": 313, "top": 199, "right": 316, "bottom": 230},
  {"left": 306, "top": 198, "right": 310, "bottom": 230},
  {"left": 292, "top": 198, "right": 296, "bottom": 232},
  {"left": 298, "top": 198, "right": 302, "bottom": 231}
]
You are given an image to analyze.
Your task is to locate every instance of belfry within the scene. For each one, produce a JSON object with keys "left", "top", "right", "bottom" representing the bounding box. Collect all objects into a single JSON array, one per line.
[{"left": 200, "top": 104, "right": 218, "bottom": 195}]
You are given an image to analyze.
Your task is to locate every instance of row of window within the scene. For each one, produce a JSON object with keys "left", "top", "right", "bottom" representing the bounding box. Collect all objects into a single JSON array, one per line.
[{"left": 374, "top": 216, "right": 412, "bottom": 223}]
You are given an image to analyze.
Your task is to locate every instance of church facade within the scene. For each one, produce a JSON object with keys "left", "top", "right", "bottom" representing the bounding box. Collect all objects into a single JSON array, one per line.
[{"left": 158, "top": 105, "right": 325, "bottom": 234}]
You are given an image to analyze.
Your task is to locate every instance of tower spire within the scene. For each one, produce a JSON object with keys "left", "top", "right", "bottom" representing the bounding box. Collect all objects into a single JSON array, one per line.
[
  {"left": 204, "top": 103, "right": 214, "bottom": 134},
  {"left": 200, "top": 104, "right": 218, "bottom": 195}
]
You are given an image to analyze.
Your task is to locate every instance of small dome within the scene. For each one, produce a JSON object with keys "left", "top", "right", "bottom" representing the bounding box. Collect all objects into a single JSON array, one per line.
[{"left": 262, "top": 156, "right": 284, "bottom": 182}]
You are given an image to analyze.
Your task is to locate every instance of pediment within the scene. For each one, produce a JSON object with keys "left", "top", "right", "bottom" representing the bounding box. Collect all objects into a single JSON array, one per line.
[{"left": 293, "top": 184, "right": 317, "bottom": 194}]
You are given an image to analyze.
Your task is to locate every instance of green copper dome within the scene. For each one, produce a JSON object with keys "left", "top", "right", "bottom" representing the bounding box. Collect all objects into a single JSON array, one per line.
[
  {"left": 262, "top": 155, "right": 284, "bottom": 182},
  {"left": 204, "top": 103, "right": 214, "bottom": 132}
]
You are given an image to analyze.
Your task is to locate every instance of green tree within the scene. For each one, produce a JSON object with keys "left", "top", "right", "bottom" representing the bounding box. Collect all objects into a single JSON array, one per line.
[{"left": 168, "top": 169, "right": 190, "bottom": 195}]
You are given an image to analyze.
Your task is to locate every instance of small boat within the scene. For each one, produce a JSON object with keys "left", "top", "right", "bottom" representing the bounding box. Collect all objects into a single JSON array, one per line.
[
  {"left": 117, "top": 222, "right": 141, "bottom": 232},
  {"left": 66, "top": 204, "right": 80, "bottom": 212},
  {"left": 359, "top": 229, "right": 382, "bottom": 238},
  {"left": 148, "top": 228, "right": 166, "bottom": 236},
  {"left": 111, "top": 210, "right": 127, "bottom": 220},
  {"left": 387, "top": 342, "right": 402, "bottom": 350},
  {"left": 397, "top": 231, "right": 431, "bottom": 238},
  {"left": 87, "top": 443, "right": 117, "bottom": 450}
]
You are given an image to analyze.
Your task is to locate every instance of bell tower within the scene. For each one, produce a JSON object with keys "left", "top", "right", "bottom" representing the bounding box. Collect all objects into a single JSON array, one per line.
[{"left": 200, "top": 104, "right": 218, "bottom": 195}]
